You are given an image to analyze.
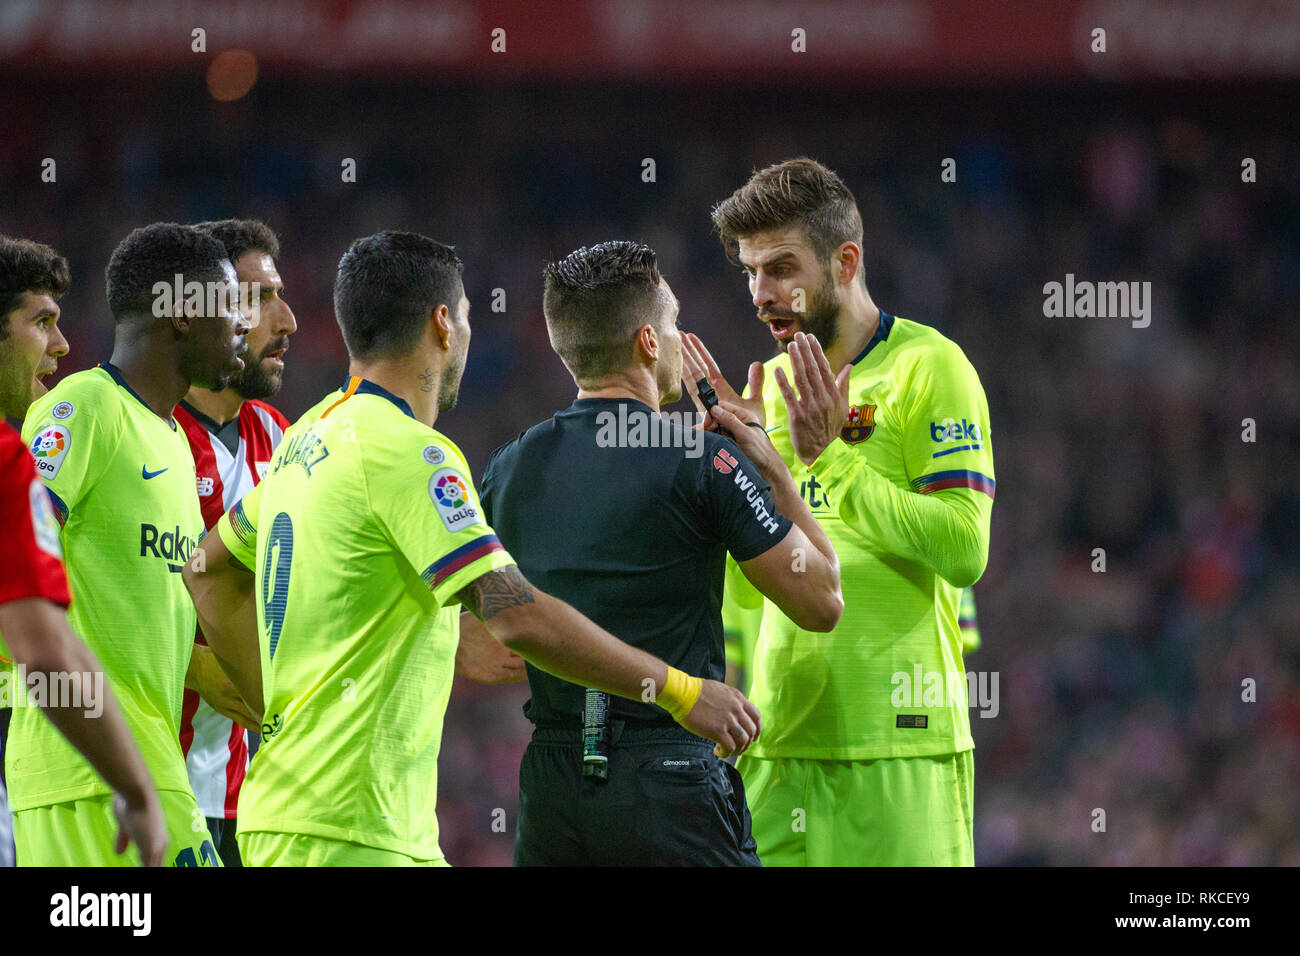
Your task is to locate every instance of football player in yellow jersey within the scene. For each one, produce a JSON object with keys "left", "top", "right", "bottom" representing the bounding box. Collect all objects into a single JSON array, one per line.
[
  {"left": 0, "top": 235, "right": 167, "bottom": 866},
  {"left": 185, "top": 232, "right": 762, "bottom": 866},
  {"left": 693, "top": 158, "right": 996, "bottom": 865}
]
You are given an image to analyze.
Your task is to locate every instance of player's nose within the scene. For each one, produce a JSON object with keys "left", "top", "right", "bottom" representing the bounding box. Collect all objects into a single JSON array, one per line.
[
  {"left": 277, "top": 300, "right": 298, "bottom": 337},
  {"left": 49, "top": 324, "right": 70, "bottom": 358}
]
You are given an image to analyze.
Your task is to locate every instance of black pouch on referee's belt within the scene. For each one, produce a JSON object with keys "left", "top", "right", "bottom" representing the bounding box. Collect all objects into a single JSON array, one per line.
[{"left": 582, "top": 687, "right": 610, "bottom": 780}]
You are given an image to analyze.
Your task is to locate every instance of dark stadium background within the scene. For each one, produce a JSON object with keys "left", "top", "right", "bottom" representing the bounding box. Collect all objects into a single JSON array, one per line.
[{"left": 1, "top": 0, "right": 1297, "bottom": 866}]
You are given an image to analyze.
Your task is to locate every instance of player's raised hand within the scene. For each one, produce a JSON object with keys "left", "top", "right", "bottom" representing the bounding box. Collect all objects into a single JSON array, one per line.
[
  {"left": 707, "top": 400, "right": 787, "bottom": 485},
  {"left": 677, "top": 678, "right": 761, "bottom": 758},
  {"left": 113, "top": 790, "right": 168, "bottom": 867},
  {"left": 775, "top": 332, "right": 851, "bottom": 466},
  {"left": 681, "top": 332, "right": 766, "bottom": 431}
]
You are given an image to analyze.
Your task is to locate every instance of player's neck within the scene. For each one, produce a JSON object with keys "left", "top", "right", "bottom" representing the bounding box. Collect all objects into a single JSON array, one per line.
[
  {"left": 348, "top": 360, "right": 441, "bottom": 428},
  {"left": 827, "top": 291, "right": 881, "bottom": 372},
  {"left": 108, "top": 342, "right": 190, "bottom": 421},
  {"left": 183, "top": 384, "right": 244, "bottom": 426}
]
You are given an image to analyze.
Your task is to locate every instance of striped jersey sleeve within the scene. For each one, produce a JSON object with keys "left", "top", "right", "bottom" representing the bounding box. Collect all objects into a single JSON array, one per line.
[{"left": 369, "top": 433, "right": 515, "bottom": 610}]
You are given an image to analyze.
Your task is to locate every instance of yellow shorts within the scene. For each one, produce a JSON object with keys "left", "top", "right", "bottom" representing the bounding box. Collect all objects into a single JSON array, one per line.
[
  {"left": 738, "top": 750, "right": 975, "bottom": 866},
  {"left": 13, "top": 789, "right": 220, "bottom": 867},
  {"left": 238, "top": 830, "right": 449, "bottom": 867}
]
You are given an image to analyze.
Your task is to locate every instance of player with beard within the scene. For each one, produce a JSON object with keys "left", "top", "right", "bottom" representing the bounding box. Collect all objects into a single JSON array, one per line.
[
  {"left": 173, "top": 219, "right": 297, "bottom": 867},
  {"left": 12, "top": 224, "right": 249, "bottom": 865},
  {"left": 689, "top": 158, "right": 996, "bottom": 866},
  {"left": 183, "top": 231, "right": 760, "bottom": 866}
]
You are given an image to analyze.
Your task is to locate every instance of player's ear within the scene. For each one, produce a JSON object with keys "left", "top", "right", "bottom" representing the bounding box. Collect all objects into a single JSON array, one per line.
[
  {"left": 637, "top": 323, "right": 659, "bottom": 362},
  {"left": 171, "top": 296, "right": 190, "bottom": 333},
  {"left": 431, "top": 303, "right": 453, "bottom": 350},
  {"left": 836, "top": 242, "right": 862, "bottom": 286}
]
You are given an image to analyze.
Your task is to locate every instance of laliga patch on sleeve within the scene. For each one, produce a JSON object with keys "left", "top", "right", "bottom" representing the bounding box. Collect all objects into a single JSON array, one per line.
[
  {"left": 29, "top": 478, "right": 63, "bottom": 558},
  {"left": 428, "top": 467, "right": 482, "bottom": 533},
  {"left": 29, "top": 424, "right": 71, "bottom": 480}
]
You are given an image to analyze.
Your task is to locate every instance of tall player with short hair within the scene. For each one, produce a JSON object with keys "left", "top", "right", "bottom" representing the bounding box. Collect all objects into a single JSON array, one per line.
[
  {"left": 11, "top": 224, "right": 249, "bottom": 866},
  {"left": 185, "top": 231, "right": 760, "bottom": 866},
  {"left": 0, "top": 235, "right": 168, "bottom": 866},
  {"left": 694, "top": 158, "right": 996, "bottom": 866},
  {"left": 174, "top": 218, "right": 297, "bottom": 867}
]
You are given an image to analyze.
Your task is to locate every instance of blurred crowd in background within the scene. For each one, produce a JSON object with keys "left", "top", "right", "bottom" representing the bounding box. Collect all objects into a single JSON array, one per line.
[{"left": 1, "top": 75, "right": 1296, "bottom": 866}]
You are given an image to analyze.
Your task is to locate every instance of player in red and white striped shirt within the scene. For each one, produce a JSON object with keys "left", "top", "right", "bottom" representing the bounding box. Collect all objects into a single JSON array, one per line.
[{"left": 174, "top": 220, "right": 296, "bottom": 867}]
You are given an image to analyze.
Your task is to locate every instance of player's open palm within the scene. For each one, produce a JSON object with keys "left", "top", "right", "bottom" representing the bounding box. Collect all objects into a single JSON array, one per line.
[
  {"left": 678, "top": 679, "right": 761, "bottom": 758},
  {"left": 113, "top": 792, "right": 168, "bottom": 867},
  {"left": 682, "top": 332, "right": 766, "bottom": 431},
  {"left": 776, "top": 332, "right": 851, "bottom": 466}
]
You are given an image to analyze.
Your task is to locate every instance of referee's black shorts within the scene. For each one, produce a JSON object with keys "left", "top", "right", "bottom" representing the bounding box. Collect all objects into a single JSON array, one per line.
[{"left": 515, "top": 722, "right": 760, "bottom": 866}]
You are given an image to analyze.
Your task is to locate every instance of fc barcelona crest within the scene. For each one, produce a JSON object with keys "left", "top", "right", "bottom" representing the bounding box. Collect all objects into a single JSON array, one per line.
[{"left": 841, "top": 404, "right": 876, "bottom": 444}]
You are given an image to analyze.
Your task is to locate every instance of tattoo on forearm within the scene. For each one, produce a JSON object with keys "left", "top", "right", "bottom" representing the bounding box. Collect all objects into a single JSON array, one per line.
[
  {"left": 418, "top": 367, "right": 435, "bottom": 393},
  {"left": 458, "top": 566, "right": 536, "bottom": 621}
]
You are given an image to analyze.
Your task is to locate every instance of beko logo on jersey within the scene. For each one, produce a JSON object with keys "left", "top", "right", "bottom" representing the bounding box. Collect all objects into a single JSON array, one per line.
[
  {"left": 930, "top": 418, "right": 983, "bottom": 443},
  {"left": 140, "top": 523, "right": 196, "bottom": 571},
  {"left": 274, "top": 431, "right": 329, "bottom": 477}
]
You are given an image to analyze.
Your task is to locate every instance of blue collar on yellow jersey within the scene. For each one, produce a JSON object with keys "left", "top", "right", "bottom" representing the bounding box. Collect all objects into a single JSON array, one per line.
[
  {"left": 346, "top": 376, "right": 416, "bottom": 419},
  {"left": 849, "top": 310, "right": 895, "bottom": 366},
  {"left": 98, "top": 361, "right": 177, "bottom": 430}
]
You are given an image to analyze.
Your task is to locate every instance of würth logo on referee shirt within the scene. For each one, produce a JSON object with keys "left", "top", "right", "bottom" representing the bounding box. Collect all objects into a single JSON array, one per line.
[{"left": 713, "top": 449, "right": 738, "bottom": 474}]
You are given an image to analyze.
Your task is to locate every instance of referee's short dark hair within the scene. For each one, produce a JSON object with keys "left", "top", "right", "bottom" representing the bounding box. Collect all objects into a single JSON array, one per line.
[
  {"left": 333, "top": 231, "right": 464, "bottom": 361},
  {"left": 542, "top": 241, "right": 665, "bottom": 387},
  {"left": 0, "top": 236, "right": 70, "bottom": 337}
]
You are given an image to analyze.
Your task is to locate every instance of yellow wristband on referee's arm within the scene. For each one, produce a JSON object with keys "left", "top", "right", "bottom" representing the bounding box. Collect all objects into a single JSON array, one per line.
[{"left": 657, "top": 666, "right": 703, "bottom": 722}]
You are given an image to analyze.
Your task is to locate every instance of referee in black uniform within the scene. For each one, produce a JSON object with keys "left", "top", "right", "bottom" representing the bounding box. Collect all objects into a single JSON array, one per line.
[{"left": 481, "top": 242, "right": 842, "bottom": 866}]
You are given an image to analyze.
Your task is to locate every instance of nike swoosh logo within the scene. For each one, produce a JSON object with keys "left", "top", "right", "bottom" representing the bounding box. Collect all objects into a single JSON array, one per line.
[{"left": 142, "top": 466, "right": 169, "bottom": 480}]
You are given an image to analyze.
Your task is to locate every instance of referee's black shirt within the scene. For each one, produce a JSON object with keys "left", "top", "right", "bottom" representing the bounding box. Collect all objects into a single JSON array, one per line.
[{"left": 480, "top": 397, "right": 793, "bottom": 728}]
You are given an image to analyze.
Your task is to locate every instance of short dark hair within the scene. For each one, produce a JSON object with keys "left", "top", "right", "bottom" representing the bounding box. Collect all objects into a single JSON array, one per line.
[
  {"left": 710, "top": 157, "right": 864, "bottom": 279},
  {"left": 542, "top": 241, "right": 665, "bottom": 385},
  {"left": 333, "top": 231, "right": 464, "bottom": 360},
  {"left": 192, "top": 218, "right": 281, "bottom": 265},
  {"left": 105, "top": 223, "right": 231, "bottom": 322},
  {"left": 0, "top": 236, "right": 71, "bottom": 338}
]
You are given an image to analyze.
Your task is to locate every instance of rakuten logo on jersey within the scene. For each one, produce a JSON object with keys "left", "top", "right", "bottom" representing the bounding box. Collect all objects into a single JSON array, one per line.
[
  {"left": 929, "top": 418, "right": 983, "bottom": 443},
  {"left": 139, "top": 523, "right": 196, "bottom": 572}
]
